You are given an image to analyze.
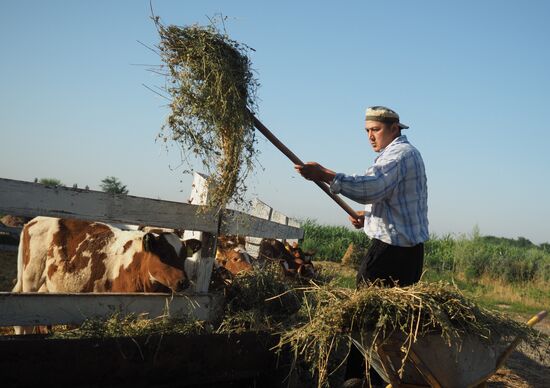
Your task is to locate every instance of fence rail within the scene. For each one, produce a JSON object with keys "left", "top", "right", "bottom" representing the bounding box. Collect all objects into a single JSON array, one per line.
[
  {"left": 0, "top": 178, "right": 302, "bottom": 240},
  {"left": 0, "top": 292, "right": 221, "bottom": 326},
  {"left": 0, "top": 225, "right": 22, "bottom": 235}
]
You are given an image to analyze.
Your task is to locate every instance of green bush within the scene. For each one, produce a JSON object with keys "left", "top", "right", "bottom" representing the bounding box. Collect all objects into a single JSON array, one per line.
[
  {"left": 424, "top": 234, "right": 456, "bottom": 272},
  {"left": 300, "top": 219, "right": 370, "bottom": 262},
  {"left": 425, "top": 232, "right": 550, "bottom": 283},
  {"left": 302, "top": 222, "right": 550, "bottom": 284}
]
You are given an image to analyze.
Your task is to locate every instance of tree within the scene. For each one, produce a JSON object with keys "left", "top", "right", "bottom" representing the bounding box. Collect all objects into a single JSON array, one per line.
[
  {"left": 515, "top": 236, "right": 534, "bottom": 248},
  {"left": 38, "top": 178, "right": 63, "bottom": 186},
  {"left": 539, "top": 242, "right": 550, "bottom": 253},
  {"left": 100, "top": 176, "right": 128, "bottom": 195}
]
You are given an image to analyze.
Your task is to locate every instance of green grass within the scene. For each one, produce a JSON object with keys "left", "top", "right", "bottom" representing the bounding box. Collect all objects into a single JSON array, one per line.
[
  {"left": 300, "top": 219, "right": 370, "bottom": 262},
  {"left": 421, "top": 270, "right": 547, "bottom": 315}
]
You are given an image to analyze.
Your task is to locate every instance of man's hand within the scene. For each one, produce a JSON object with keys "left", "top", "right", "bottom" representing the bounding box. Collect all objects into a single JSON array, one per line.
[
  {"left": 294, "top": 162, "right": 336, "bottom": 183},
  {"left": 349, "top": 210, "right": 365, "bottom": 229}
]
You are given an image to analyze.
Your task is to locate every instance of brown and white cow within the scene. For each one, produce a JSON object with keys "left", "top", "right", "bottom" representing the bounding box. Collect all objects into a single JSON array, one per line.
[
  {"left": 215, "top": 235, "right": 253, "bottom": 275},
  {"left": 12, "top": 216, "right": 202, "bottom": 333}
]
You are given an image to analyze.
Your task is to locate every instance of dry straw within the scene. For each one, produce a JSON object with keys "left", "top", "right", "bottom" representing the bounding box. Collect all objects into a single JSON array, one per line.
[
  {"left": 153, "top": 15, "right": 260, "bottom": 208},
  {"left": 275, "top": 280, "right": 548, "bottom": 387},
  {"left": 50, "top": 312, "right": 207, "bottom": 339}
]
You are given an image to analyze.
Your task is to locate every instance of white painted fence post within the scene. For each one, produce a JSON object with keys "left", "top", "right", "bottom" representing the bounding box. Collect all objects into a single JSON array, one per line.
[
  {"left": 244, "top": 199, "right": 271, "bottom": 258},
  {"left": 183, "top": 173, "right": 217, "bottom": 294},
  {"left": 286, "top": 218, "right": 301, "bottom": 246}
]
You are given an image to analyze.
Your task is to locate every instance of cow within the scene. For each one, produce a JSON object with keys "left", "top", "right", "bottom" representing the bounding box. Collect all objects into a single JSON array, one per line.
[
  {"left": 258, "top": 239, "right": 315, "bottom": 279},
  {"left": 12, "top": 216, "right": 201, "bottom": 334},
  {"left": 215, "top": 235, "right": 253, "bottom": 275}
]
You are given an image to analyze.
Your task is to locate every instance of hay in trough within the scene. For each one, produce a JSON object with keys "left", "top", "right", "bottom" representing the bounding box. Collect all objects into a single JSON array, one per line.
[
  {"left": 49, "top": 313, "right": 207, "bottom": 340},
  {"left": 216, "top": 262, "right": 303, "bottom": 334},
  {"left": 154, "top": 16, "right": 260, "bottom": 208},
  {"left": 275, "top": 281, "right": 549, "bottom": 387}
]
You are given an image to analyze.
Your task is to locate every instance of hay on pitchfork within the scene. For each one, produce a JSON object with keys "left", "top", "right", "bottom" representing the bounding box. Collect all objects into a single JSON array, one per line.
[{"left": 154, "top": 15, "right": 260, "bottom": 208}]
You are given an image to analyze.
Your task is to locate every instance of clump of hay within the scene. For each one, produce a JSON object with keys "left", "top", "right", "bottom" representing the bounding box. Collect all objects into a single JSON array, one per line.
[
  {"left": 154, "top": 16, "right": 260, "bottom": 208},
  {"left": 216, "top": 262, "right": 303, "bottom": 333},
  {"left": 275, "top": 281, "right": 548, "bottom": 387},
  {"left": 49, "top": 313, "right": 207, "bottom": 339}
]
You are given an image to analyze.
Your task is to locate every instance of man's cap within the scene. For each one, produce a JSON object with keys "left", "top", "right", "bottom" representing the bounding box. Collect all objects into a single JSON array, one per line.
[{"left": 365, "top": 106, "right": 409, "bottom": 129}]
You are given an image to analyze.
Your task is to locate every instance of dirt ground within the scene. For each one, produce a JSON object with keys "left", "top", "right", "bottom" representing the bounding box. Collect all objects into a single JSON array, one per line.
[
  {"left": 484, "top": 312, "right": 549, "bottom": 388},
  {"left": 1, "top": 252, "right": 548, "bottom": 387}
]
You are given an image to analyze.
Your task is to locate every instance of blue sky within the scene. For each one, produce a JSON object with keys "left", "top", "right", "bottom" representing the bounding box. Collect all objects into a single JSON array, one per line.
[{"left": 1, "top": 0, "right": 549, "bottom": 244}]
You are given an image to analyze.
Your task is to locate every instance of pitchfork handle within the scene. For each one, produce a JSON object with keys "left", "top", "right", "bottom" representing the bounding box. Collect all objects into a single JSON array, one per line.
[{"left": 252, "top": 116, "right": 360, "bottom": 220}]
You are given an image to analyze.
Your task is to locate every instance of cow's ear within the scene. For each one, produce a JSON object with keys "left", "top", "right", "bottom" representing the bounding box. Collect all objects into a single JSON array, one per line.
[{"left": 143, "top": 233, "right": 156, "bottom": 252}]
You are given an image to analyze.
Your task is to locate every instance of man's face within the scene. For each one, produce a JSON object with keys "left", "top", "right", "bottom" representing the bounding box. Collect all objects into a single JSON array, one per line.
[{"left": 365, "top": 120, "right": 400, "bottom": 152}]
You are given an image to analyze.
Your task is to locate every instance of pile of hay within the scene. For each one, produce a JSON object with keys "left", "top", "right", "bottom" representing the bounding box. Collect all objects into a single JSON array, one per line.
[
  {"left": 216, "top": 262, "right": 303, "bottom": 334},
  {"left": 275, "top": 281, "right": 548, "bottom": 387},
  {"left": 154, "top": 16, "right": 260, "bottom": 208}
]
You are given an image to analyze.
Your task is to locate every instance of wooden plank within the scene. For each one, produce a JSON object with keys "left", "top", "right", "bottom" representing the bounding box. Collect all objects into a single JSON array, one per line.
[
  {"left": 0, "top": 178, "right": 218, "bottom": 233},
  {"left": 287, "top": 218, "right": 301, "bottom": 229},
  {"left": 0, "top": 244, "right": 18, "bottom": 252},
  {"left": 286, "top": 218, "right": 301, "bottom": 245},
  {"left": 0, "top": 332, "right": 284, "bottom": 387},
  {"left": 183, "top": 172, "right": 216, "bottom": 294},
  {"left": 0, "top": 178, "right": 303, "bottom": 241},
  {"left": 246, "top": 198, "right": 274, "bottom": 243},
  {"left": 270, "top": 209, "right": 288, "bottom": 242},
  {"left": 245, "top": 198, "right": 272, "bottom": 257},
  {"left": 0, "top": 225, "right": 22, "bottom": 235},
  {"left": 221, "top": 209, "right": 303, "bottom": 240},
  {"left": 270, "top": 209, "right": 288, "bottom": 225},
  {"left": 251, "top": 198, "right": 273, "bottom": 220},
  {"left": 0, "top": 292, "right": 223, "bottom": 326}
]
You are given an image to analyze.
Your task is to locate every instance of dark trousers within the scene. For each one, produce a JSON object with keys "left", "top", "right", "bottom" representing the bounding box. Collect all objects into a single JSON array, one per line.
[{"left": 345, "top": 239, "right": 424, "bottom": 383}]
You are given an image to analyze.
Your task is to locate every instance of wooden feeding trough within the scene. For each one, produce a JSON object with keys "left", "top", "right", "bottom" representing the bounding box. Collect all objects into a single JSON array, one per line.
[{"left": 353, "top": 311, "right": 547, "bottom": 388}]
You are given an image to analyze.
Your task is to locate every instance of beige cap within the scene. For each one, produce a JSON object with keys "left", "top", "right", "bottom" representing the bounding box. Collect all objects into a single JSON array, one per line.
[{"left": 365, "top": 106, "right": 409, "bottom": 129}]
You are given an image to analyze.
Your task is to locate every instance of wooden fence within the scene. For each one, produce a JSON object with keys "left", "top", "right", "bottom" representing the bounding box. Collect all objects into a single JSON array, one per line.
[{"left": 0, "top": 174, "right": 303, "bottom": 327}]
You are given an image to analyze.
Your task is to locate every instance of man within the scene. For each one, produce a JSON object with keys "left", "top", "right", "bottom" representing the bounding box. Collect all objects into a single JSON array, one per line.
[{"left": 294, "top": 105, "right": 428, "bottom": 386}]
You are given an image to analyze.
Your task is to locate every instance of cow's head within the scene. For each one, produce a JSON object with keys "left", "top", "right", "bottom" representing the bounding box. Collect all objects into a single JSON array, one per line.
[
  {"left": 284, "top": 241, "right": 316, "bottom": 264},
  {"left": 215, "top": 246, "right": 253, "bottom": 275},
  {"left": 142, "top": 233, "right": 201, "bottom": 292},
  {"left": 260, "top": 239, "right": 315, "bottom": 279}
]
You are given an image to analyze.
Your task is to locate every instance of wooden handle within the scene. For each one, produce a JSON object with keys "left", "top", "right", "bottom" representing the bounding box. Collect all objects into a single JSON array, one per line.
[{"left": 252, "top": 116, "right": 360, "bottom": 220}]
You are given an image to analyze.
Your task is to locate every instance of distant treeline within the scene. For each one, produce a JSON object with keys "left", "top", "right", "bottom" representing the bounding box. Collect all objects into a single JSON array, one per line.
[{"left": 301, "top": 220, "right": 550, "bottom": 284}]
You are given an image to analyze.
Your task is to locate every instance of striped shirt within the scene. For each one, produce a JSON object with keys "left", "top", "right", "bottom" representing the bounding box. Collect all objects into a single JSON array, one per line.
[{"left": 330, "top": 135, "right": 428, "bottom": 247}]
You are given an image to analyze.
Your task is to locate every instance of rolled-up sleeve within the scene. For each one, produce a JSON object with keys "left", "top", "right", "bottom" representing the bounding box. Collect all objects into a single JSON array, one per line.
[
  {"left": 330, "top": 159, "right": 400, "bottom": 205},
  {"left": 329, "top": 173, "right": 345, "bottom": 194}
]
